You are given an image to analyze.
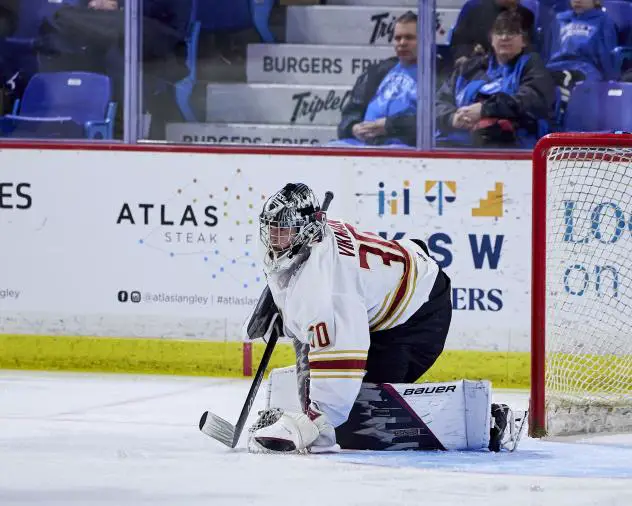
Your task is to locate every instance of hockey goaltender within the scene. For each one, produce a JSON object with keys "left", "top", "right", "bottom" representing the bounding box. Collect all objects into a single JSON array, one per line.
[{"left": 202, "top": 183, "right": 525, "bottom": 454}]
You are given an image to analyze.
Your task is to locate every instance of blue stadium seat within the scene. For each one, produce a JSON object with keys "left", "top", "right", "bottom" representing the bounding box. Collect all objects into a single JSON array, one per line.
[
  {"left": 613, "top": 46, "right": 632, "bottom": 75},
  {"left": 175, "top": 0, "right": 201, "bottom": 122},
  {"left": 602, "top": 0, "right": 632, "bottom": 46},
  {"left": 520, "top": 0, "right": 547, "bottom": 54},
  {"left": 0, "top": 0, "right": 82, "bottom": 105},
  {"left": 602, "top": 1, "right": 632, "bottom": 78},
  {"left": 564, "top": 81, "right": 632, "bottom": 132},
  {"left": 0, "top": 71, "right": 116, "bottom": 139}
]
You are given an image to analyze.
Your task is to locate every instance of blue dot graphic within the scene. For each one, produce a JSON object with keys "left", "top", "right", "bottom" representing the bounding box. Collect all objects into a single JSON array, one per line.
[
  {"left": 203, "top": 256, "right": 208, "bottom": 262},
  {"left": 243, "top": 283, "right": 248, "bottom": 288},
  {"left": 138, "top": 239, "right": 144, "bottom": 245},
  {"left": 215, "top": 250, "right": 219, "bottom": 255},
  {"left": 251, "top": 263, "right": 256, "bottom": 268},
  {"left": 232, "top": 259, "right": 236, "bottom": 264},
  {"left": 256, "top": 277, "right": 260, "bottom": 282},
  {"left": 220, "top": 267, "right": 224, "bottom": 272},
  {"left": 170, "top": 252, "right": 174, "bottom": 257},
  {"left": 245, "top": 252, "right": 250, "bottom": 257},
  {"left": 212, "top": 274, "right": 216, "bottom": 279}
]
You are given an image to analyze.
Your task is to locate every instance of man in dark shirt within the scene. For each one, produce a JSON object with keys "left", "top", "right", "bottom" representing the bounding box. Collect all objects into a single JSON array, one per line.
[
  {"left": 450, "top": 0, "right": 535, "bottom": 67},
  {"left": 37, "top": 0, "right": 191, "bottom": 139}
]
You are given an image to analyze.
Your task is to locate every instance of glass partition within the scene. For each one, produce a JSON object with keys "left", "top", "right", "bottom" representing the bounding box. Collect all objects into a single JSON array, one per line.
[
  {"left": 159, "top": 0, "right": 428, "bottom": 149},
  {"left": 2, "top": 0, "right": 629, "bottom": 147},
  {"left": 432, "top": 0, "right": 632, "bottom": 150},
  {"left": 0, "top": 0, "right": 132, "bottom": 141},
  {"left": 137, "top": 0, "right": 193, "bottom": 141}
]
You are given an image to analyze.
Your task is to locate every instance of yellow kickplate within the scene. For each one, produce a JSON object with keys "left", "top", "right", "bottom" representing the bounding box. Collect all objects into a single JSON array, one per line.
[{"left": 0, "top": 334, "right": 530, "bottom": 388}]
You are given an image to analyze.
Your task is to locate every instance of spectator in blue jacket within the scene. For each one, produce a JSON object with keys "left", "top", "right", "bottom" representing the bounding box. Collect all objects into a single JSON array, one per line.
[
  {"left": 436, "top": 11, "right": 556, "bottom": 148},
  {"left": 332, "top": 11, "right": 418, "bottom": 147},
  {"left": 546, "top": 0, "right": 618, "bottom": 86}
]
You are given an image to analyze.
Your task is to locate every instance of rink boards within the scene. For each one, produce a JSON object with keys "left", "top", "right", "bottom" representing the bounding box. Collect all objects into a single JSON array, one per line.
[
  {"left": 0, "top": 144, "right": 538, "bottom": 381},
  {"left": 0, "top": 145, "right": 530, "bottom": 346}
]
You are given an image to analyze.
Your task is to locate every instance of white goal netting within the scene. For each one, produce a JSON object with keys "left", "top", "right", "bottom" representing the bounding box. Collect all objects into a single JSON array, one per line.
[{"left": 544, "top": 145, "right": 632, "bottom": 436}]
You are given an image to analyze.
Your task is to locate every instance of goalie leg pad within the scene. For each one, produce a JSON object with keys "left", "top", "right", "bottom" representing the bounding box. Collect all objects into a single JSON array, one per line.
[{"left": 266, "top": 367, "right": 493, "bottom": 451}]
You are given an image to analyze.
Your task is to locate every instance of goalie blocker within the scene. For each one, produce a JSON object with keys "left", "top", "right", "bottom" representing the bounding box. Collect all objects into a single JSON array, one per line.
[{"left": 258, "top": 365, "right": 504, "bottom": 451}]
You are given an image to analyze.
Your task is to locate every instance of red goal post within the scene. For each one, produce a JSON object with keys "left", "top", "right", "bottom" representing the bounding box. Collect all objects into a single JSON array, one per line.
[{"left": 530, "top": 133, "right": 632, "bottom": 437}]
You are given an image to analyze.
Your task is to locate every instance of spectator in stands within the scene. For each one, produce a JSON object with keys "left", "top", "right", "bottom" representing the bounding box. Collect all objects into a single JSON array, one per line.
[
  {"left": 37, "top": 0, "right": 191, "bottom": 139},
  {"left": 141, "top": 0, "right": 192, "bottom": 137},
  {"left": 545, "top": 0, "right": 617, "bottom": 91},
  {"left": 436, "top": 11, "right": 556, "bottom": 148},
  {"left": 333, "top": 11, "right": 418, "bottom": 148},
  {"left": 450, "top": 0, "right": 535, "bottom": 68}
]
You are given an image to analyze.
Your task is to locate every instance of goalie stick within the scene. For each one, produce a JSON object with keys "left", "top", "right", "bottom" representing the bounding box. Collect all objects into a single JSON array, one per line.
[
  {"left": 199, "top": 190, "right": 334, "bottom": 448},
  {"left": 199, "top": 319, "right": 280, "bottom": 448}
]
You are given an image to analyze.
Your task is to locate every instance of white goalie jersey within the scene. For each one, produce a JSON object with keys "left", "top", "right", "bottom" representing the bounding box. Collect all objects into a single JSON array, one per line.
[{"left": 265, "top": 219, "right": 440, "bottom": 427}]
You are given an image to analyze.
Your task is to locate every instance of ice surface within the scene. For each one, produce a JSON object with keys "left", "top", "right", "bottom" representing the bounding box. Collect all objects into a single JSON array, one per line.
[{"left": 1, "top": 371, "right": 631, "bottom": 506}]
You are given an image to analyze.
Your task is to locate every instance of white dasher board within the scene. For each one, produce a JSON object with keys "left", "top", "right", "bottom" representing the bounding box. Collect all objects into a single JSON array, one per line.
[
  {"left": 166, "top": 122, "right": 338, "bottom": 147},
  {"left": 286, "top": 6, "right": 459, "bottom": 46},
  {"left": 247, "top": 43, "right": 395, "bottom": 86},
  {"left": 206, "top": 84, "right": 350, "bottom": 126}
]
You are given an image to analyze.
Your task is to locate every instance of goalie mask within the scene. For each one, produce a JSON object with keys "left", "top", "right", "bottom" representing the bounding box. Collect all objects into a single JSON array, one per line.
[{"left": 260, "top": 183, "right": 326, "bottom": 272}]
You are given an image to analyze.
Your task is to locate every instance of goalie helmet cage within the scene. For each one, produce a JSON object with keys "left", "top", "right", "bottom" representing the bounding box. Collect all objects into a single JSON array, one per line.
[{"left": 530, "top": 132, "right": 632, "bottom": 438}]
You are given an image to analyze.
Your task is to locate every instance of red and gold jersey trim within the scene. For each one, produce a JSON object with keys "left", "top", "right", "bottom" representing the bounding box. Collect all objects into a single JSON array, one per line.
[
  {"left": 368, "top": 243, "right": 417, "bottom": 332},
  {"left": 309, "top": 349, "right": 367, "bottom": 379},
  {"left": 344, "top": 224, "right": 418, "bottom": 332},
  {"left": 309, "top": 372, "right": 366, "bottom": 380}
]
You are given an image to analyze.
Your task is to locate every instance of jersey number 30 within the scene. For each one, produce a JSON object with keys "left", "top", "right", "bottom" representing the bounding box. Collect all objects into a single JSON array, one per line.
[{"left": 348, "top": 226, "right": 409, "bottom": 270}]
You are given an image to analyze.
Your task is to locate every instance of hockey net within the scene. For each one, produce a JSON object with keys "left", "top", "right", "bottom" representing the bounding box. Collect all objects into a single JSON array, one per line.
[{"left": 530, "top": 133, "right": 632, "bottom": 437}]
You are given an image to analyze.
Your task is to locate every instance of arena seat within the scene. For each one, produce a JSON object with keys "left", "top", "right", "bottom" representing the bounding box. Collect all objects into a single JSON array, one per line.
[
  {"left": 0, "top": 71, "right": 116, "bottom": 139},
  {"left": 564, "top": 81, "right": 632, "bottom": 132},
  {"left": 602, "top": 0, "right": 632, "bottom": 46}
]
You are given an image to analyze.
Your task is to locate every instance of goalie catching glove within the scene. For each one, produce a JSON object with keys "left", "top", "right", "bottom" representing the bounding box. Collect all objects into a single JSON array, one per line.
[{"left": 248, "top": 403, "right": 340, "bottom": 454}]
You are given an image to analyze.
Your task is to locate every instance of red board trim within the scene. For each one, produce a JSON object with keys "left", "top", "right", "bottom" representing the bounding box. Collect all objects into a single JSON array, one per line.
[{"left": 0, "top": 140, "right": 533, "bottom": 160}]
